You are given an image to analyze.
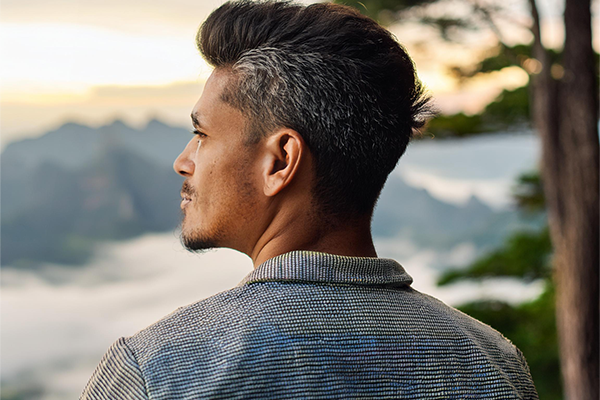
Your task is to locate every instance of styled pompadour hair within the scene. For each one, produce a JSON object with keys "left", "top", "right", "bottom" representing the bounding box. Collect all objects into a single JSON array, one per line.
[{"left": 198, "top": 0, "right": 434, "bottom": 217}]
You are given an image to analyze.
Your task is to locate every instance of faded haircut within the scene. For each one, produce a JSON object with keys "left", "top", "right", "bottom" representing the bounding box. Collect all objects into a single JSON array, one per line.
[{"left": 197, "top": 0, "right": 434, "bottom": 217}]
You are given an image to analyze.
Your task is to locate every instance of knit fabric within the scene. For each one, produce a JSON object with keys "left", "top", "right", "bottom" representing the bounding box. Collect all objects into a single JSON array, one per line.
[{"left": 81, "top": 251, "right": 539, "bottom": 399}]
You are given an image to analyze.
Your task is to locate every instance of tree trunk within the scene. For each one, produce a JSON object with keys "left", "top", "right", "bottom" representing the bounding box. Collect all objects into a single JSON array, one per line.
[
  {"left": 530, "top": 0, "right": 599, "bottom": 398},
  {"left": 527, "top": 0, "right": 562, "bottom": 231},
  {"left": 554, "top": 0, "right": 600, "bottom": 399}
]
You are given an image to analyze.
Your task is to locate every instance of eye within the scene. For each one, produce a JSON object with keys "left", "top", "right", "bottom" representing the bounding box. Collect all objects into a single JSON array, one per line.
[{"left": 190, "top": 129, "right": 207, "bottom": 143}]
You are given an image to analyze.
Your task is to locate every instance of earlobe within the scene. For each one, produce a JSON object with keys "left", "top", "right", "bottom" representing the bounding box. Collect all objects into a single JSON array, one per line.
[{"left": 262, "top": 129, "right": 304, "bottom": 197}]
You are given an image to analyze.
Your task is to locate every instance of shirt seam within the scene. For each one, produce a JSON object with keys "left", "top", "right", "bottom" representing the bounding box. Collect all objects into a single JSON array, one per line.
[
  {"left": 123, "top": 336, "right": 150, "bottom": 399},
  {"left": 243, "top": 278, "right": 412, "bottom": 290}
]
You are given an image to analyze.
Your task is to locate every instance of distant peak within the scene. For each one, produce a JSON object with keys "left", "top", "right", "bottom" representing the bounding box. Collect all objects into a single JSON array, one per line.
[
  {"left": 465, "top": 194, "right": 489, "bottom": 209},
  {"left": 57, "top": 121, "right": 89, "bottom": 130},
  {"left": 145, "top": 118, "right": 170, "bottom": 130},
  {"left": 106, "top": 119, "right": 130, "bottom": 129}
]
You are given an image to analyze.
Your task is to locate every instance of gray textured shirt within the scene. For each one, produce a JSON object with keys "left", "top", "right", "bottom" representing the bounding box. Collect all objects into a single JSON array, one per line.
[{"left": 81, "top": 251, "right": 538, "bottom": 399}]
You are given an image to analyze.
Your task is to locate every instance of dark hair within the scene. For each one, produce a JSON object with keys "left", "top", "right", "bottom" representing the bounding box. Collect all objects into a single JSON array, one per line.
[{"left": 198, "top": 0, "right": 434, "bottom": 217}]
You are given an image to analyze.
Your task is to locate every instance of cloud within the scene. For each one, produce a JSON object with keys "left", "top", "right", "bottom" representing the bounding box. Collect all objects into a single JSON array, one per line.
[
  {"left": 2, "top": 233, "right": 252, "bottom": 381},
  {"left": 1, "top": 0, "right": 225, "bottom": 35},
  {"left": 396, "top": 132, "right": 540, "bottom": 209},
  {"left": 0, "top": 80, "right": 206, "bottom": 146},
  {"left": 90, "top": 81, "right": 203, "bottom": 102},
  {"left": 2, "top": 0, "right": 320, "bottom": 36},
  {"left": 1, "top": 23, "right": 208, "bottom": 88}
]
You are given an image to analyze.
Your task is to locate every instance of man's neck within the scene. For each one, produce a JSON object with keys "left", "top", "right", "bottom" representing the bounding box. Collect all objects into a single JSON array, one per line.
[{"left": 250, "top": 211, "right": 377, "bottom": 268}]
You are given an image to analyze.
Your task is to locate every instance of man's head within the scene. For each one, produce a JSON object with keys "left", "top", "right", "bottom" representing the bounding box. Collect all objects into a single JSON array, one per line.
[{"left": 174, "top": 0, "right": 432, "bottom": 255}]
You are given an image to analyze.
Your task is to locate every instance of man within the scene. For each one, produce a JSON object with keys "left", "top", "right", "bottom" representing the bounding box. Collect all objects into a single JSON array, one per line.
[{"left": 81, "top": 1, "right": 538, "bottom": 398}]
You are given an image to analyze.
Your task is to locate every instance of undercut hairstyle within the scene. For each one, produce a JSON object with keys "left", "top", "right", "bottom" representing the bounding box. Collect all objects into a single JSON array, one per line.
[{"left": 198, "top": 0, "right": 434, "bottom": 217}]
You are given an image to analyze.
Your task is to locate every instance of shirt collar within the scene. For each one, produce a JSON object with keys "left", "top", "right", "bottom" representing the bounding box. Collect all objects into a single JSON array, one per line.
[{"left": 239, "top": 250, "right": 413, "bottom": 288}]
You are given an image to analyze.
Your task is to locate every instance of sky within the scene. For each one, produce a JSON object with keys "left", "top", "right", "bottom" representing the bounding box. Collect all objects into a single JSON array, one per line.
[{"left": 1, "top": 0, "right": 597, "bottom": 147}]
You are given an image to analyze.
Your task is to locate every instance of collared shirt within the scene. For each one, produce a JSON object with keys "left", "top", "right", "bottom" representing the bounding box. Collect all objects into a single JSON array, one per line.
[{"left": 81, "top": 251, "right": 539, "bottom": 399}]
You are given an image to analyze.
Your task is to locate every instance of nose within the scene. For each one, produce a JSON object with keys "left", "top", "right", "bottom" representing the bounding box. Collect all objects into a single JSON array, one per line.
[{"left": 173, "top": 139, "right": 195, "bottom": 177}]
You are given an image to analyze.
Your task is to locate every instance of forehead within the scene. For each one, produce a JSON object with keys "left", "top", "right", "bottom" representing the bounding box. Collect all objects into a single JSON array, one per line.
[{"left": 191, "top": 69, "right": 245, "bottom": 134}]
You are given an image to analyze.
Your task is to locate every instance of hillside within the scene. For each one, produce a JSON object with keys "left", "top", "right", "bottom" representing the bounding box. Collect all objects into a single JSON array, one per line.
[{"left": 1, "top": 120, "right": 542, "bottom": 267}]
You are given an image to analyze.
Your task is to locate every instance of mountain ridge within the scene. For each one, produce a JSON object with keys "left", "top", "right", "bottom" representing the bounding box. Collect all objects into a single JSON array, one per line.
[{"left": 1, "top": 119, "right": 541, "bottom": 268}]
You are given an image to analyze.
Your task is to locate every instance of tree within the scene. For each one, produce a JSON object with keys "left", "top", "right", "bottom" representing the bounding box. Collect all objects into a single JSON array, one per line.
[
  {"left": 527, "top": 1, "right": 598, "bottom": 398},
  {"left": 438, "top": 172, "right": 560, "bottom": 399},
  {"left": 338, "top": 0, "right": 599, "bottom": 397}
]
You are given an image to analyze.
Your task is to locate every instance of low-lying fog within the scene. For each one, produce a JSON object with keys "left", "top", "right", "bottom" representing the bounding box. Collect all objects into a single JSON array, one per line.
[{"left": 2, "top": 232, "right": 544, "bottom": 399}]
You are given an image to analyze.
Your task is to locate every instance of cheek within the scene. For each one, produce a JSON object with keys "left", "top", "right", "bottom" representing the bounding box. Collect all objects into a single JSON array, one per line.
[
  {"left": 191, "top": 150, "right": 218, "bottom": 180},
  {"left": 194, "top": 161, "right": 227, "bottom": 203},
  {"left": 233, "top": 159, "right": 260, "bottom": 202}
]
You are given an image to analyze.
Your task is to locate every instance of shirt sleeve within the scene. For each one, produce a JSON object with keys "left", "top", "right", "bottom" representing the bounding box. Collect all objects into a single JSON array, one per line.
[
  {"left": 514, "top": 346, "right": 540, "bottom": 400},
  {"left": 80, "top": 337, "right": 149, "bottom": 400}
]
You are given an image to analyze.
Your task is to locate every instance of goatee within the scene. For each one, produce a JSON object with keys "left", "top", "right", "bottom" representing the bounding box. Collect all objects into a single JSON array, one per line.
[{"left": 181, "top": 227, "right": 220, "bottom": 252}]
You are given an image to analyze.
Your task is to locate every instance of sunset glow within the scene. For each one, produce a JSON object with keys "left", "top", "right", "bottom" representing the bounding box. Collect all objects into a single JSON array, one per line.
[{"left": 1, "top": 0, "right": 597, "bottom": 147}]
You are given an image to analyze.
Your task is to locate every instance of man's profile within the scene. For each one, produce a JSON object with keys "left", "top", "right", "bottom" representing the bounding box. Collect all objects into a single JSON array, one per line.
[{"left": 81, "top": 1, "right": 538, "bottom": 398}]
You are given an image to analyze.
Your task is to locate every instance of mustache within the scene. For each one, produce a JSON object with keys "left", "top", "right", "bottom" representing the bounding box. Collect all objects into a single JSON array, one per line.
[{"left": 181, "top": 181, "right": 195, "bottom": 197}]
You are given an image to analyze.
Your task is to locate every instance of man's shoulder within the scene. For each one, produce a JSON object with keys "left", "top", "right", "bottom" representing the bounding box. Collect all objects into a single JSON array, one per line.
[
  {"left": 126, "top": 285, "right": 250, "bottom": 353},
  {"left": 411, "top": 289, "right": 519, "bottom": 352},
  {"left": 123, "top": 282, "right": 286, "bottom": 360},
  {"left": 407, "top": 287, "right": 523, "bottom": 362}
]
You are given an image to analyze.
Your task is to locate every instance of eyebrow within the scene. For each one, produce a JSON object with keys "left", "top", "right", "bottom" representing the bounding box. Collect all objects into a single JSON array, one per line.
[{"left": 190, "top": 113, "right": 204, "bottom": 129}]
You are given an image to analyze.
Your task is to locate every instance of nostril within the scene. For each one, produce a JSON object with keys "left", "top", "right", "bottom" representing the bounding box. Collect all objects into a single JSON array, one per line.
[{"left": 174, "top": 157, "right": 194, "bottom": 177}]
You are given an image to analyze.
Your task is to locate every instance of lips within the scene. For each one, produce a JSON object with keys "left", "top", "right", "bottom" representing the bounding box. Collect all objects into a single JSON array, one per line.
[
  {"left": 180, "top": 181, "right": 195, "bottom": 210},
  {"left": 180, "top": 195, "right": 192, "bottom": 209}
]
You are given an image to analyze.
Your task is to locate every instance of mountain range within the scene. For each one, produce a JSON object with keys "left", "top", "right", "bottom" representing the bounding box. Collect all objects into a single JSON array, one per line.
[{"left": 1, "top": 119, "right": 542, "bottom": 268}]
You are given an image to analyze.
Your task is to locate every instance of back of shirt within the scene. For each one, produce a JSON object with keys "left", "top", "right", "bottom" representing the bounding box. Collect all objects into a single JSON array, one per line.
[{"left": 81, "top": 251, "right": 539, "bottom": 399}]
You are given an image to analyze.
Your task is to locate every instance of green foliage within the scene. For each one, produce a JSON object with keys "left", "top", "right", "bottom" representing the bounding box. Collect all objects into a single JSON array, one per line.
[
  {"left": 426, "top": 113, "right": 486, "bottom": 137},
  {"left": 513, "top": 171, "right": 545, "bottom": 214},
  {"left": 418, "top": 16, "right": 478, "bottom": 41},
  {"left": 482, "top": 86, "right": 530, "bottom": 126},
  {"left": 425, "top": 85, "right": 530, "bottom": 138},
  {"left": 336, "top": 0, "right": 482, "bottom": 39},
  {"left": 441, "top": 45, "right": 598, "bottom": 138},
  {"left": 476, "top": 44, "right": 532, "bottom": 74},
  {"left": 335, "top": 0, "right": 436, "bottom": 22},
  {"left": 451, "top": 43, "right": 561, "bottom": 79},
  {"left": 457, "top": 43, "right": 599, "bottom": 79},
  {"left": 438, "top": 227, "right": 552, "bottom": 285}
]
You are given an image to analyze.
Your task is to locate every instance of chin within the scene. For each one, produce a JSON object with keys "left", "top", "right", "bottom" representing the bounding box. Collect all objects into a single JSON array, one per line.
[{"left": 181, "top": 226, "right": 222, "bottom": 252}]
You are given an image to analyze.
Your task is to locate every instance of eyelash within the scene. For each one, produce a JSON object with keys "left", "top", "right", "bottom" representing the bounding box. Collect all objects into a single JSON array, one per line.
[{"left": 190, "top": 130, "right": 207, "bottom": 142}]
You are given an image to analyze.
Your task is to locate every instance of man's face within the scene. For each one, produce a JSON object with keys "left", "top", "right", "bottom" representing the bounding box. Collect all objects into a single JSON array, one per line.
[{"left": 173, "top": 69, "right": 262, "bottom": 252}]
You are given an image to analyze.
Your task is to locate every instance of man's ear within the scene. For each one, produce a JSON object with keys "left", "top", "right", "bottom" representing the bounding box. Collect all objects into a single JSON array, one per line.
[{"left": 261, "top": 129, "right": 305, "bottom": 197}]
